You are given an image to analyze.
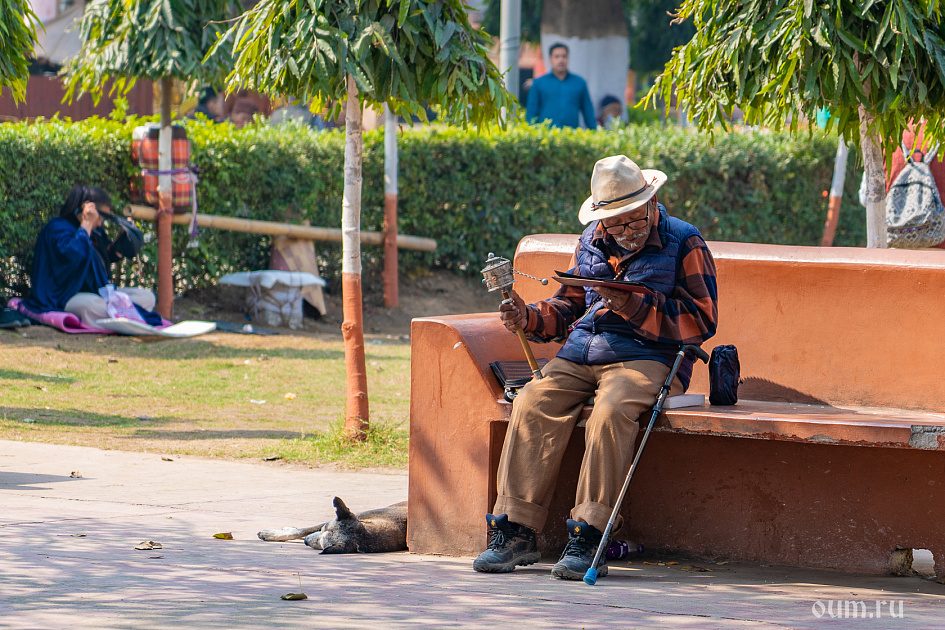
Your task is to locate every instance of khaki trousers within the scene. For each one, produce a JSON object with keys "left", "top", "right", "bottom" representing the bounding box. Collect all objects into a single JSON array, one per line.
[
  {"left": 493, "top": 357, "right": 683, "bottom": 534},
  {"left": 64, "top": 288, "right": 157, "bottom": 328}
]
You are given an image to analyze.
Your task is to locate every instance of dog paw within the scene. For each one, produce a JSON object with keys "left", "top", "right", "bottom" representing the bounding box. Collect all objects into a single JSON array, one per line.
[{"left": 258, "top": 527, "right": 300, "bottom": 542}]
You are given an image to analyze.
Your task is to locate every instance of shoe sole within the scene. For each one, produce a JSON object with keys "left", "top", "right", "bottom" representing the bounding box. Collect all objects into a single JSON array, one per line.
[
  {"left": 472, "top": 551, "right": 542, "bottom": 573},
  {"left": 551, "top": 564, "right": 609, "bottom": 580}
]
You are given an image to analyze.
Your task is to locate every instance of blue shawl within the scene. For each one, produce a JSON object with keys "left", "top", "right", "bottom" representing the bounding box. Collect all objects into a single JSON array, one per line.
[{"left": 24, "top": 217, "right": 108, "bottom": 313}]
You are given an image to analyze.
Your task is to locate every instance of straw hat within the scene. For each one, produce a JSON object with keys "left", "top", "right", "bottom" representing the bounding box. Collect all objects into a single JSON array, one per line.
[{"left": 578, "top": 155, "right": 667, "bottom": 225}]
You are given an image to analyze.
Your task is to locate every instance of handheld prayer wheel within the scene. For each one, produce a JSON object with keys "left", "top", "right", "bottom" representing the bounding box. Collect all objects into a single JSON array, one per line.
[{"left": 481, "top": 253, "right": 548, "bottom": 380}]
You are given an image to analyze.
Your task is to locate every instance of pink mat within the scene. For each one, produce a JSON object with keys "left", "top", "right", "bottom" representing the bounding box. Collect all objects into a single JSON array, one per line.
[{"left": 10, "top": 298, "right": 115, "bottom": 334}]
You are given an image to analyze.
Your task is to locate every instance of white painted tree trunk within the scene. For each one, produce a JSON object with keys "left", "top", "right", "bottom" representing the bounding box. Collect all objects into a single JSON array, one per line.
[
  {"left": 859, "top": 105, "right": 887, "bottom": 248},
  {"left": 499, "top": 0, "right": 522, "bottom": 100},
  {"left": 342, "top": 80, "right": 369, "bottom": 439},
  {"left": 383, "top": 104, "right": 399, "bottom": 308},
  {"left": 156, "top": 78, "right": 174, "bottom": 318},
  {"left": 342, "top": 87, "right": 364, "bottom": 277}
]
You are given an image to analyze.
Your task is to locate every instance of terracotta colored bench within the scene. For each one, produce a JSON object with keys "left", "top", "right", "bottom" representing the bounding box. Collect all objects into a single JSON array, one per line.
[{"left": 407, "top": 237, "right": 945, "bottom": 578}]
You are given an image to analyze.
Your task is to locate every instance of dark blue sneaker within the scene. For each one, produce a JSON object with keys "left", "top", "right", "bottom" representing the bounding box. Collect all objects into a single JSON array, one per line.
[
  {"left": 472, "top": 513, "right": 541, "bottom": 573},
  {"left": 551, "top": 519, "right": 608, "bottom": 580}
]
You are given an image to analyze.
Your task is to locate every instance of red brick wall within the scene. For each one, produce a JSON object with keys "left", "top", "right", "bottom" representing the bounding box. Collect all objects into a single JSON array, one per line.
[{"left": 0, "top": 76, "right": 153, "bottom": 121}]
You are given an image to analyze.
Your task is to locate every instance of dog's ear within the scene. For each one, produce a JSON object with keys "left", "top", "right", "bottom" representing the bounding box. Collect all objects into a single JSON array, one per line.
[{"left": 333, "top": 496, "right": 354, "bottom": 520}]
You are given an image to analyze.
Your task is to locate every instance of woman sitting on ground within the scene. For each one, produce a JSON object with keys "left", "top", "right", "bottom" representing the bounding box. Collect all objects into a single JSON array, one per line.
[{"left": 24, "top": 185, "right": 159, "bottom": 328}]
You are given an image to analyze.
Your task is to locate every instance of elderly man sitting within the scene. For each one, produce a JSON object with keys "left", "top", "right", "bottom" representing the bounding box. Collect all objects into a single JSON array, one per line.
[{"left": 473, "top": 155, "right": 719, "bottom": 580}]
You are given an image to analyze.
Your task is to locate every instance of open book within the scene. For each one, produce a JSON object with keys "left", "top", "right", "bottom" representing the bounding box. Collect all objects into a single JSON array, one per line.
[{"left": 552, "top": 271, "right": 656, "bottom": 296}]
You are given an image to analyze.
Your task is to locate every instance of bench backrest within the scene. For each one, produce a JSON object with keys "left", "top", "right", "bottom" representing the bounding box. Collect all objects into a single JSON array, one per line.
[{"left": 513, "top": 236, "right": 945, "bottom": 411}]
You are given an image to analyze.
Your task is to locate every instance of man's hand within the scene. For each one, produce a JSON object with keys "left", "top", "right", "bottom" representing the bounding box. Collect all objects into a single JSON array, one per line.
[
  {"left": 79, "top": 201, "right": 100, "bottom": 235},
  {"left": 596, "top": 287, "right": 630, "bottom": 312},
  {"left": 498, "top": 290, "right": 528, "bottom": 333}
]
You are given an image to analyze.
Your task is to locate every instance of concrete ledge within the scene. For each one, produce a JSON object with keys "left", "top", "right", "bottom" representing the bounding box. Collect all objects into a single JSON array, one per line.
[{"left": 494, "top": 398, "right": 945, "bottom": 450}]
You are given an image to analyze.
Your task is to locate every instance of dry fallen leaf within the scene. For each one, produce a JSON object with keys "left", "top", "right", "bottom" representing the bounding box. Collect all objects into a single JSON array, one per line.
[
  {"left": 161, "top": 457, "right": 173, "bottom": 462},
  {"left": 134, "top": 541, "right": 163, "bottom": 550},
  {"left": 666, "top": 561, "right": 679, "bottom": 565},
  {"left": 281, "top": 593, "right": 308, "bottom": 601},
  {"left": 213, "top": 532, "right": 234, "bottom": 540},
  {"left": 643, "top": 561, "right": 659, "bottom": 565},
  {"left": 680, "top": 565, "right": 713, "bottom": 572}
]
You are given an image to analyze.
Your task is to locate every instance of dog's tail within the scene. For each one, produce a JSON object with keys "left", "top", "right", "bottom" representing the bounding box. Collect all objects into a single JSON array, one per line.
[{"left": 257, "top": 522, "right": 325, "bottom": 542}]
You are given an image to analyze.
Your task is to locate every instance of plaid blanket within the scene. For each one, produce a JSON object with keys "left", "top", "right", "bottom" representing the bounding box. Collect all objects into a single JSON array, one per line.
[{"left": 131, "top": 125, "right": 193, "bottom": 212}]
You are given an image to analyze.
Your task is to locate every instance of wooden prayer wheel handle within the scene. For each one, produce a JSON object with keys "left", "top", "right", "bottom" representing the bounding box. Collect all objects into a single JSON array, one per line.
[{"left": 502, "top": 289, "right": 543, "bottom": 379}]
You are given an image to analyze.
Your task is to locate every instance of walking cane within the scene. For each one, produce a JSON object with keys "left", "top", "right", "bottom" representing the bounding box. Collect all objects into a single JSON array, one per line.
[
  {"left": 480, "top": 253, "right": 547, "bottom": 380},
  {"left": 584, "top": 344, "right": 711, "bottom": 585}
]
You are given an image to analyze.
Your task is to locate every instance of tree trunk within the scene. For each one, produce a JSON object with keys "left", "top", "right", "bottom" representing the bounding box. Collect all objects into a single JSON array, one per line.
[
  {"left": 156, "top": 78, "right": 174, "bottom": 318},
  {"left": 540, "top": 0, "right": 628, "bottom": 124},
  {"left": 342, "top": 80, "right": 369, "bottom": 440},
  {"left": 499, "top": 0, "right": 522, "bottom": 100},
  {"left": 383, "top": 104, "right": 399, "bottom": 309},
  {"left": 859, "top": 105, "right": 887, "bottom": 248},
  {"left": 822, "top": 139, "right": 848, "bottom": 247}
]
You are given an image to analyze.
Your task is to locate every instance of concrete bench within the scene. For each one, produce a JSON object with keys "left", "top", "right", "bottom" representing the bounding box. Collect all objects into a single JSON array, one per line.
[{"left": 407, "top": 237, "right": 945, "bottom": 578}]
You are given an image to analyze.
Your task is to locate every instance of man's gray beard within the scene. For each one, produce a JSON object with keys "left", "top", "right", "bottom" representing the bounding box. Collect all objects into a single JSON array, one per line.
[{"left": 614, "top": 231, "right": 647, "bottom": 251}]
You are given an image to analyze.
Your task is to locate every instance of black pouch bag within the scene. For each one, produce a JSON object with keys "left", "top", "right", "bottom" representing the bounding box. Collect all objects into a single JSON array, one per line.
[
  {"left": 709, "top": 344, "right": 740, "bottom": 405},
  {"left": 489, "top": 359, "right": 550, "bottom": 402}
]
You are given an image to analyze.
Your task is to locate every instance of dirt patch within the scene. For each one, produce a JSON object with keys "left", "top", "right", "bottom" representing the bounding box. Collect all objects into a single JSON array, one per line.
[{"left": 176, "top": 268, "right": 499, "bottom": 338}]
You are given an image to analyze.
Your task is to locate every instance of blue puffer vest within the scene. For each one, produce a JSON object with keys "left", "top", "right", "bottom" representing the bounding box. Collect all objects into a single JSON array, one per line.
[{"left": 556, "top": 204, "right": 701, "bottom": 389}]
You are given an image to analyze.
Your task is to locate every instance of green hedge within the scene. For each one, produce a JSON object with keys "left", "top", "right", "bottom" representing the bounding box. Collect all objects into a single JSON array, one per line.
[{"left": 0, "top": 117, "right": 865, "bottom": 300}]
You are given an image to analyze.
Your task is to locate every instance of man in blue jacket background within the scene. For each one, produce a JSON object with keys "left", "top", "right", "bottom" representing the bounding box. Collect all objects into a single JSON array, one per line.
[{"left": 526, "top": 43, "right": 598, "bottom": 130}]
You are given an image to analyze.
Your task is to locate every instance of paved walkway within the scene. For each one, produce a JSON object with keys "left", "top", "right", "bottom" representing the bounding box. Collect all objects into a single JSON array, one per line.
[{"left": 1, "top": 440, "right": 942, "bottom": 629}]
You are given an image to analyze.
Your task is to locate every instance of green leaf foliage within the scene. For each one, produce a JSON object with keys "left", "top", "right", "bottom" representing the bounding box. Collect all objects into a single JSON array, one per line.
[
  {"left": 0, "top": 0, "right": 42, "bottom": 101},
  {"left": 0, "top": 118, "right": 865, "bottom": 300},
  {"left": 63, "top": 0, "right": 238, "bottom": 103},
  {"left": 648, "top": 0, "right": 945, "bottom": 156},
  {"left": 219, "top": 0, "right": 514, "bottom": 127}
]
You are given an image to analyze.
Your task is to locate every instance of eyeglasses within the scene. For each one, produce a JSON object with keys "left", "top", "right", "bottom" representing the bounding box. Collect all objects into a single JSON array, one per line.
[{"left": 603, "top": 206, "right": 650, "bottom": 234}]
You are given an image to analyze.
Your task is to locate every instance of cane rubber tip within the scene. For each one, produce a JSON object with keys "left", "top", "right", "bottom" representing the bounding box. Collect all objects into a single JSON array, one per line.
[{"left": 583, "top": 568, "right": 598, "bottom": 585}]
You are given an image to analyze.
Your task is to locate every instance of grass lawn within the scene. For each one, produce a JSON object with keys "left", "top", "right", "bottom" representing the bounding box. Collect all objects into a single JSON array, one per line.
[{"left": 0, "top": 327, "right": 411, "bottom": 468}]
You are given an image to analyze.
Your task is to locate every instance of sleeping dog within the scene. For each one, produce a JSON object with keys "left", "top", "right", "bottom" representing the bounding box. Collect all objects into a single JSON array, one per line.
[{"left": 258, "top": 497, "right": 407, "bottom": 554}]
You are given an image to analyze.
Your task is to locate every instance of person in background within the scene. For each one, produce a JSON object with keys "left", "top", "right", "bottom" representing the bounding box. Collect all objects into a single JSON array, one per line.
[
  {"left": 526, "top": 43, "right": 597, "bottom": 130},
  {"left": 189, "top": 87, "right": 225, "bottom": 122},
  {"left": 598, "top": 95, "right": 624, "bottom": 130},
  {"left": 229, "top": 99, "right": 260, "bottom": 129},
  {"left": 269, "top": 101, "right": 326, "bottom": 130},
  {"left": 23, "top": 185, "right": 157, "bottom": 327}
]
